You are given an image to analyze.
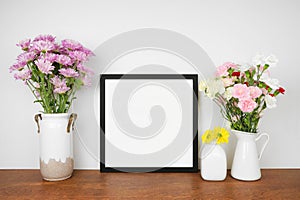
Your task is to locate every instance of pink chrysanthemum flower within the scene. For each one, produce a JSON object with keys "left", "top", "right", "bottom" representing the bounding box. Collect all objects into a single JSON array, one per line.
[
  {"left": 81, "top": 46, "right": 95, "bottom": 57},
  {"left": 61, "top": 39, "right": 83, "bottom": 50},
  {"left": 33, "top": 34, "right": 56, "bottom": 42},
  {"left": 77, "top": 63, "right": 94, "bottom": 76},
  {"left": 54, "top": 86, "right": 70, "bottom": 94},
  {"left": 50, "top": 76, "right": 61, "bottom": 87},
  {"left": 17, "top": 52, "right": 36, "bottom": 64},
  {"left": 69, "top": 50, "right": 87, "bottom": 62},
  {"left": 9, "top": 63, "right": 25, "bottom": 73},
  {"left": 44, "top": 53, "right": 58, "bottom": 63},
  {"left": 14, "top": 69, "right": 31, "bottom": 81},
  {"left": 50, "top": 76, "right": 70, "bottom": 94},
  {"left": 56, "top": 55, "right": 73, "bottom": 66},
  {"left": 32, "top": 40, "right": 55, "bottom": 52},
  {"left": 81, "top": 75, "right": 92, "bottom": 86},
  {"left": 16, "top": 39, "right": 31, "bottom": 51},
  {"left": 35, "top": 58, "right": 54, "bottom": 74},
  {"left": 59, "top": 68, "right": 79, "bottom": 77}
]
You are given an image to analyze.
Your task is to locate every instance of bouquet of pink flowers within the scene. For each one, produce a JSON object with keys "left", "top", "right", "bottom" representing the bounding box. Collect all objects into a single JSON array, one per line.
[
  {"left": 9, "top": 35, "right": 94, "bottom": 113},
  {"left": 199, "top": 54, "right": 285, "bottom": 133}
]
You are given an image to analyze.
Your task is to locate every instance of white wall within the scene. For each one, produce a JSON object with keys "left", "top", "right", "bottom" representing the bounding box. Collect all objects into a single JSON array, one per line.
[{"left": 0, "top": 0, "right": 299, "bottom": 169}]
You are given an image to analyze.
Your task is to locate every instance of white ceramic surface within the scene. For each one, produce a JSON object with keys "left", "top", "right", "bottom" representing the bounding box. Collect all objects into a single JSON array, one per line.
[
  {"left": 38, "top": 113, "right": 74, "bottom": 164},
  {"left": 231, "top": 129, "right": 269, "bottom": 181},
  {"left": 201, "top": 144, "right": 227, "bottom": 181}
]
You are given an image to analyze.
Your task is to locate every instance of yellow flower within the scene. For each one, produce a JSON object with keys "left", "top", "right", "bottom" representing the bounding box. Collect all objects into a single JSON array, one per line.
[
  {"left": 213, "top": 127, "right": 230, "bottom": 144},
  {"left": 202, "top": 130, "right": 215, "bottom": 143},
  {"left": 201, "top": 127, "right": 230, "bottom": 144}
]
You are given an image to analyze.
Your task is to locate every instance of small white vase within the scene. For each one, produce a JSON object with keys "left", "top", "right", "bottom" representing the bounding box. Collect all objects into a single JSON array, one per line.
[
  {"left": 200, "top": 144, "right": 227, "bottom": 181},
  {"left": 34, "top": 113, "right": 77, "bottom": 181},
  {"left": 231, "top": 129, "right": 269, "bottom": 181}
]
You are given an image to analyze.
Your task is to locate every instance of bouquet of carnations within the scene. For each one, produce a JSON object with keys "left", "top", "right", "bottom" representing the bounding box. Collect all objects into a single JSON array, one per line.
[
  {"left": 9, "top": 35, "right": 94, "bottom": 113},
  {"left": 199, "top": 54, "right": 285, "bottom": 133}
]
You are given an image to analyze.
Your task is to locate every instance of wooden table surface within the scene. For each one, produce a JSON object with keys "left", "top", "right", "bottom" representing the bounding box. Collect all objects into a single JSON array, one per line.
[{"left": 0, "top": 169, "right": 299, "bottom": 199}]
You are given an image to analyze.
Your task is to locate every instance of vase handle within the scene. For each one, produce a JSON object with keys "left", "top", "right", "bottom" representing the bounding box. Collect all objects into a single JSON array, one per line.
[
  {"left": 255, "top": 132, "right": 270, "bottom": 160},
  {"left": 67, "top": 113, "right": 77, "bottom": 133},
  {"left": 34, "top": 114, "right": 42, "bottom": 134}
]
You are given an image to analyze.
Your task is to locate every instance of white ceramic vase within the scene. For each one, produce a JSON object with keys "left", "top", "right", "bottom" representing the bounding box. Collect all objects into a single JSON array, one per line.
[
  {"left": 231, "top": 129, "right": 269, "bottom": 181},
  {"left": 34, "top": 113, "right": 77, "bottom": 181},
  {"left": 200, "top": 144, "right": 227, "bottom": 181}
]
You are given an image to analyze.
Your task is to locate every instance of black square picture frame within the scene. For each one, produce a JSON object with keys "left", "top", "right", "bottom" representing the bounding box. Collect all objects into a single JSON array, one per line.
[{"left": 100, "top": 74, "right": 198, "bottom": 172}]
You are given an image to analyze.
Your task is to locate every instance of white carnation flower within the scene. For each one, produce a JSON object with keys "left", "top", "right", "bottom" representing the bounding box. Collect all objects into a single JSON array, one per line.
[
  {"left": 254, "top": 71, "right": 270, "bottom": 82},
  {"left": 265, "top": 95, "right": 277, "bottom": 108},
  {"left": 264, "top": 78, "right": 280, "bottom": 90},
  {"left": 206, "top": 78, "right": 225, "bottom": 99},
  {"left": 265, "top": 54, "right": 278, "bottom": 66},
  {"left": 199, "top": 80, "right": 207, "bottom": 92},
  {"left": 253, "top": 53, "right": 265, "bottom": 66},
  {"left": 224, "top": 87, "right": 233, "bottom": 100},
  {"left": 253, "top": 54, "right": 278, "bottom": 67},
  {"left": 239, "top": 63, "right": 251, "bottom": 72}
]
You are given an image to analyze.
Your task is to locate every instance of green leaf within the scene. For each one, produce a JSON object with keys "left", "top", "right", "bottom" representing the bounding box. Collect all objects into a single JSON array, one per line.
[
  {"left": 273, "top": 90, "right": 280, "bottom": 96},
  {"left": 228, "top": 68, "right": 234, "bottom": 76},
  {"left": 264, "top": 64, "right": 269, "bottom": 71},
  {"left": 74, "top": 78, "right": 83, "bottom": 90},
  {"left": 258, "top": 82, "right": 265, "bottom": 88},
  {"left": 245, "top": 71, "right": 251, "bottom": 79}
]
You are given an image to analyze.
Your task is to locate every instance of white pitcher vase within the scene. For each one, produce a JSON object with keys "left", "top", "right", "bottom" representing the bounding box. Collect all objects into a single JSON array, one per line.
[
  {"left": 34, "top": 113, "right": 77, "bottom": 181},
  {"left": 231, "top": 129, "right": 269, "bottom": 181}
]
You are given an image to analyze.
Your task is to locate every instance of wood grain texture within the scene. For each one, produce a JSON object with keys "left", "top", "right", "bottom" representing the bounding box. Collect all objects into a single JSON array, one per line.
[{"left": 0, "top": 170, "right": 299, "bottom": 199}]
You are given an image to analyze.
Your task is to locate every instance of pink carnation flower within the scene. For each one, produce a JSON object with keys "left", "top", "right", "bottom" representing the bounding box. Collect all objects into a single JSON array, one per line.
[
  {"left": 59, "top": 68, "right": 79, "bottom": 77},
  {"left": 232, "top": 84, "right": 250, "bottom": 100},
  {"left": 216, "top": 65, "right": 229, "bottom": 77},
  {"left": 56, "top": 55, "right": 73, "bottom": 66},
  {"left": 238, "top": 99, "right": 257, "bottom": 113},
  {"left": 35, "top": 58, "right": 54, "bottom": 74},
  {"left": 61, "top": 39, "right": 83, "bottom": 50},
  {"left": 14, "top": 69, "right": 31, "bottom": 81},
  {"left": 249, "top": 86, "right": 262, "bottom": 99},
  {"left": 16, "top": 39, "right": 31, "bottom": 50},
  {"left": 223, "top": 62, "right": 238, "bottom": 69},
  {"left": 216, "top": 62, "right": 238, "bottom": 77}
]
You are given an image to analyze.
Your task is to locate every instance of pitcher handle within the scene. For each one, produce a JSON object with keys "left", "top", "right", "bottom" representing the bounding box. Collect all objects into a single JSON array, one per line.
[
  {"left": 34, "top": 114, "right": 42, "bottom": 134},
  {"left": 67, "top": 113, "right": 77, "bottom": 133},
  {"left": 255, "top": 132, "right": 270, "bottom": 160}
]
